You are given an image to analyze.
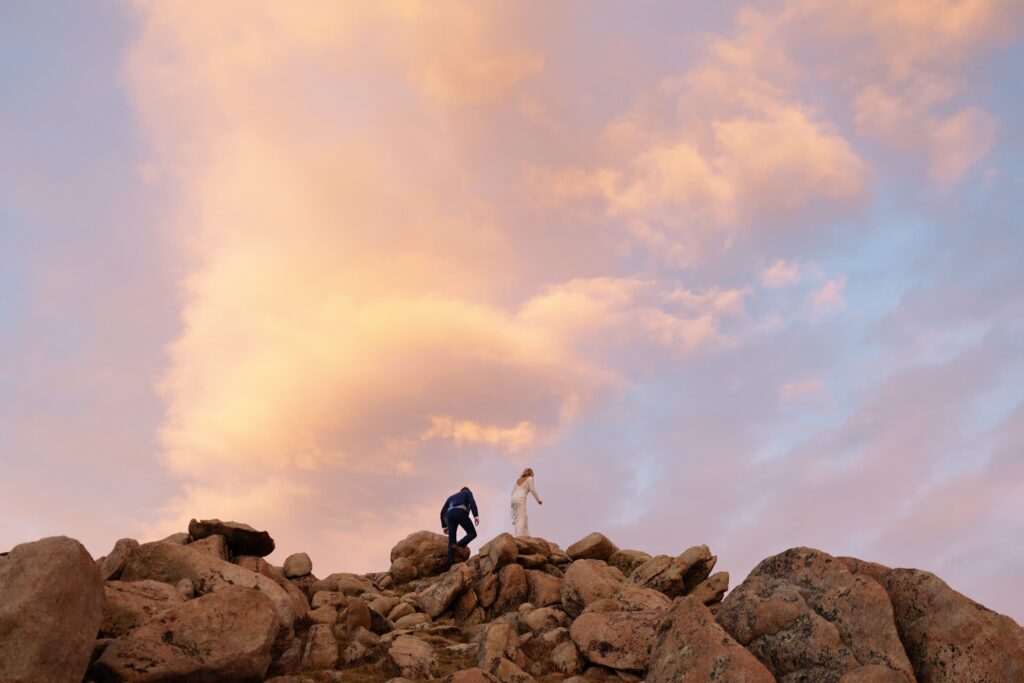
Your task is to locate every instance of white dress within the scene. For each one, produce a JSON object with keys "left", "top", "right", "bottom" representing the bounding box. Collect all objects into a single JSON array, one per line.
[{"left": 510, "top": 476, "right": 542, "bottom": 537}]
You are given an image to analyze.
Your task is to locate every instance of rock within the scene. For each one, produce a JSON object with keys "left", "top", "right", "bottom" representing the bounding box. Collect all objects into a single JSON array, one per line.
[
  {"left": 121, "top": 540, "right": 296, "bottom": 630},
  {"left": 395, "top": 612, "right": 432, "bottom": 629},
  {"left": 283, "top": 552, "right": 312, "bottom": 578},
  {"left": 309, "top": 605, "right": 338, "bottom": 624},
  {"left": 312, "top": 591, "right": 349, "bottom": 608},
  {"left": 391, "top": 530, "right": 451, "bottom": 578},
  {"left": 493, "top": 563, "right": 528, "bottom": 615},
  {"left": 610, "top": 586, "right": 671, "bottom": 612},
  {"left": 189, "top": 533, "right": 229, "bottom": 561},
  {"left": 526, "top": 570, "right": 562, "bottom": 607},
  {"left": 477, "top": 572, "right": 498, "bottom": 608},
  {"left": 175, "top": 578, "right": 195, "bottom": 598},
  {"left": 388, "top": 602, "right": 416, "bottom": 621},
  {"left": 188, "top": 518, "right": 275, "bottom": 557},
  {"left": 480, "top": 533, "right": 519, "bottom": 574},
  {"left": 877, "top": 567, "right": 1024, "bottom": 682},
  {"left": 569, "top": 610, "right": 662, "bottom": 671},
  {"left": 478, "top": 621, "right": 525, "bottom": 673},
  {"left": 607, "top": 549, "right": 651, "bottom": 577},
  {"left": 717, "top": 547, "right": 914, "bottom": 682},
  {"left": 566, "top": 532, "right": 619, "bottom": 562},
  {"left": 159, "top": 532, "right": 191, "bottom": 545},
  {"left": 550, "top": 640, "right": 584, "bottom": 675},
  {"left": 583, "top": 597, "right": 620, "bottom": 613},
  {"left": 290, "top": 573, "right": 319, "bottom": 600},
  {"left": 446, "top": 667, "right": 501, "bottom": 682},
  {"left": 100, "top": 580, "right": 186, "bottom": 637},
  {"left": 98, "top": 538, "right": 139, "bottom": 581},
  {"left": 93, "top": 584, "right": 279, "bottom": 681},
  {"left": 389, "top": 635, "right": 437, "bottom": 678},
  {"left": 454, "top": 588, "right": 480, "bottom": 622},
  {"left": 371, "top": 595, "right": 401, "bottom": 615},
  {"left": 345, "top": 596, "right": 373, "bottom": 632},
  {"left": 300, "top": 623, "right": 339, "bottom": 669},
  {"left": 688, "top": 571, "right": 729, "bottom": 605},
  {"left": 646, "top": 595, "right": 774, "bottom": 682},
  {"left": 520, "top": 606, "right": 569, "bottom": 634},
  {"left": 0, "top": 536, "right": 104, "bottom": 683},
  {"left": 417, "top": 564, "right": 474, "bottom": 618},
  {"left": 629, "top": 545, "right": 715, "bottom": 597},
  {"left": 312, "top": 572, "right": 378, "bottom": 596},
  {"left": 561, "top": 559, "right": 624, "bottom": 617},
  {"left": 391, "top": 556, "right": 419, "bottom": 584}
]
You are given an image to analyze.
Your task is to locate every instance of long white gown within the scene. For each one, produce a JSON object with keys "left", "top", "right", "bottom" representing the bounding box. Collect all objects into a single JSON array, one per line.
[{"left": 510, "top": 476, "right": 542, "bottom": 537}]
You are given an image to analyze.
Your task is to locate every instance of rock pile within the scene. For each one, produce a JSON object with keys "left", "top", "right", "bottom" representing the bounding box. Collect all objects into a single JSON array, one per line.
[{"left": 0, "top": 521, "right": 1022, "bottom": 682}]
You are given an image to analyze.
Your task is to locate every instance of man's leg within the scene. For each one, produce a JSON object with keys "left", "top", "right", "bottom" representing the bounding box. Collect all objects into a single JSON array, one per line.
[
  {"left": 446, "top": 511, "right": 459, "bottom": 567},
  {"left": 455, "top": 512, "right": 477, "bottom": 547}
]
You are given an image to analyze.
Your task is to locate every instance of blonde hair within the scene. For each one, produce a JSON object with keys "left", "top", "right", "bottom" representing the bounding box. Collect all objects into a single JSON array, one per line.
[{"left": 520, "top": 467, "right": 534, "bottom": 478}]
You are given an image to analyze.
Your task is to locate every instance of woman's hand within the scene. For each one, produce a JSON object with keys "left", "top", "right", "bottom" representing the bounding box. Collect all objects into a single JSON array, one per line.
[{"left": 538, "top": 500, "right": 543, "bottom": 505}]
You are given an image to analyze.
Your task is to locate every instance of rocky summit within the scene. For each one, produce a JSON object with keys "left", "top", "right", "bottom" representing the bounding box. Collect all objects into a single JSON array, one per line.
[{"left": 1, "top": 523, "right": 1022, "bottom": 682}]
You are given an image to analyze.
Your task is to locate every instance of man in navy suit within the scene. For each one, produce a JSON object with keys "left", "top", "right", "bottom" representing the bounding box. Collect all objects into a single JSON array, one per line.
[{"left": 440, "top": 486, "right": 480, "bottom": 567}]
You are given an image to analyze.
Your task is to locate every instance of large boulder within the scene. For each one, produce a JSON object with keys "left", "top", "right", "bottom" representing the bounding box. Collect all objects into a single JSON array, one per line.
[
  {"left": 93, "top": 584, "right": 279, "bottom": 681},
  {"left": 492, "top": 563, "right": 528, "bottom": 615},
  {"left": 629, "top": 544, "right": 715, "bottom": 597},
  {"left": 478, "top": 621, "right": 530, "bottom": 680},
  {"left": 121, "top": 540, "right": 296, "bottom": 629},
  {"left": 561, "top": 559, "right": 624, "bottom": 617},
  {"left": 301, "top": 623, "right": 339, "bottom": 670},
  {"left": 479, "top": 533, "right": 518, "bottom": 575},
  {"left": 0, "top": 536, "right": 104, "bottom": 683},
  {"left": 188, "top": 518, "right": 275, "bottom": 557},
  {"left": 565, "top": 532, "right": 618, "bottom": 562},
  {"left": 607, "top": 549, "right": 652, "bottom": 576},
  {"left": 688, "top": 571, "right": 729, "bottom": 605},
  {"left": 311, "top": 571, "right": 377, "bottom": 596},
  {"left": 568, "top": 609, "right": 662, "bottom": 671},
  {"left": 391, "top": 531, "right": 450, "bottom": 578},
  {"left": 717, "top": 547, "right": 914, "bottom": 682},
  {"left": 647, "top": 595, "right": 774, "bottom": 682},
  {"left": 613, "top": 586, "right": 672, "bottom": 612},
  {"left": 875, "top": 567, "right": 1024, "bottom": 682},
  {"left": 526, "top": 570, "right": 562, "bottom": 608},
  {"left": 389, "top": 635, "right": 438, "bottom": 678},
  {"left": 417, "top": 564, "right": 474, "bottom": 618},
  {"left": 189, "top": 533, "right": 229, "bottom": 561},
  {"left": 98, "top": 538, "right": 139, "bottom": 581},
  {"left": 100, "top": 580, "right": 186, "bottom": 637},
  {"left": 283, "top": 552, "right": 312, "bottom": 578}
]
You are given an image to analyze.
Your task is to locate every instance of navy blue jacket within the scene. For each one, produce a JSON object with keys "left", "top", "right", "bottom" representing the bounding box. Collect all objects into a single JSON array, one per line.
[{"left": 440, "top": 490, "right": 479, "bottom": 528}]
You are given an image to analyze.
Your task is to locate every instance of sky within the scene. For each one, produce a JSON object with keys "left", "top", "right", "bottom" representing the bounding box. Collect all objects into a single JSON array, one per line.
[{"left": 1, "top": 1, "right": 1022, "bottom": 622}]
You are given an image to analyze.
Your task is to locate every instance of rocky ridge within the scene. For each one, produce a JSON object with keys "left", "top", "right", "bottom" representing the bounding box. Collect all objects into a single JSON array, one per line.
[{"left": 0, "top": 520, "right": 1022, "bottom": 681}]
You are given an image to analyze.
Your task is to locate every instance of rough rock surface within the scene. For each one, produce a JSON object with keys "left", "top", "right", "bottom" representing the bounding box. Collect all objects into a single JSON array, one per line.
[
  {"left": 565, "top": 532, "right": 619, "bottom": 562},
  {"left": 561, "top": 559, "right": 624, "bottom": 617},
  {"left": 100, "top": 579, "right": 186, "bottom": 637},
  {"left": 391, "top": 530, "right": 451, "bottom": 578},
  {"left": 93, "top": 585, "right": 279, "bottom": 681},
  {"left": 647, "top": 595, "right": 774, "bottom": 682},
  {"left": 188, "top": 518, "right": 275, "bottom": 557},
  {"left": 569, "top": 609, "right": 662, "bottom": 671},
  {"left": 283, "top": 552, "right": 312, "bottom": 578},
  {"left": 0, "top": 536, "right": 104, "bottom": 683},
  {"left": 389, "top": 635, "right": 438, "bottom": 678},
  {"left": 718, "top": 547, "right": 914, "bottom": 682},
  {"left": 98, "top": 538, "right": 139, "bottom": 581},
  {"left": 418, "top": 564, "right": 474, "bottom": 618},
  {"left": 629, "top": 544, "right": 716, "bottom": 597}
]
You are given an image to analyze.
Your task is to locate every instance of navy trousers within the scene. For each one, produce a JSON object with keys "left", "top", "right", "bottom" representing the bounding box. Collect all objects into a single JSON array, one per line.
[{"left": 445, "top": 507, "right": 476, "bottom": 566}]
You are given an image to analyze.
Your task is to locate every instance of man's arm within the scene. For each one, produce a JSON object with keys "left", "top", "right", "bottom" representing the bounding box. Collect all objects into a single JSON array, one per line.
[
  {"left": 440, "top": 496, "right": 450, "bottom": 530},
  {"left": 469, "top": 493, "right": 480, "bottom": 524}
]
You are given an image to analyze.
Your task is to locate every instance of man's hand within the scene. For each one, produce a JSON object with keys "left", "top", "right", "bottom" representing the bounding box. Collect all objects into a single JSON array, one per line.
[{"left": 474, "top": 517, "right": 480, "bottom": 526}]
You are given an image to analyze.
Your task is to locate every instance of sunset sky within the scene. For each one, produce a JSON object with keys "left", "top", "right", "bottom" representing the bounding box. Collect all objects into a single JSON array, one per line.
[{"left": 2, "top": 1, "right": 1023, "bottom": 621}]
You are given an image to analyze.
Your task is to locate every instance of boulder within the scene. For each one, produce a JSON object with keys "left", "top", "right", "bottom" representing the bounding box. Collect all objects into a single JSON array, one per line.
[
  {"left": 561, "top": 559, "right": 624, "bottom": 617},
  {"left": 493, "top": 563, "right": 528, "bottom": 615},
  {"left": 308, "top": 605, "right": 338, "bottom": 624},
  {"left": 613, "top": 586, "right": 672, "bottom": 612},
  {"left": 454, "top": 588, "right": 480, "bottom": 622},
  {"left": 120, "top": 540, "right": 296, "bottom": 630},
  {"left": 607, "top": 549, "right": 651, "bottom": 576},
  {"left": 98, "top": 538, "right": 139, "bottom": 581},
  {"left": 388, "top": 602, "right": 416, "bottom": 621},
  {"left": 312, "top": 572, "right": 378, "bottom": 596},
  {"left": 629, "top": 545, "right": 715, "bottom": 597},
  {"left": 717, "top": 547, "right": 914, "bottom": 682},
  {"left": 159, "top": 532, "right": 190, "bottom": 545},
  {"left": 569, "top": 609, "right": 662, "bottom": 671},
  {"left": 312, "top": 591, "right": 348, "bottom": 609},
  {"left": 391, "top": 531, "right": 450, "bottom": 578},
  {"left": 526, "top": 570, "right": 561, "bottom": 607},
  {"left": 301, "top": 623, "right": 339, "bottom": 669},
  {"left": 100, "top": 579, "right": 186, "bottom": 637},
  {"left": 188, "top": 518, "right": 275, "bottom": 557},
  {"left": 0, "top": 536, "right": 104, "bottom": 683},
  {"left": 417, "top": 564, "right": 474, "bottom": 618},
  {"left": 345, "top": 596, "right": 373, "bottom": 632},
  {"left": 647, "top": 595, "right": 774, "bottom": 682},
  {"left": 446, "top": 667, "right": 500, "bottom": 682},
  {"left": 480, "top": 533, "right": 518, "bottom": 574},
  {"left": 877, "top": 567, "right": 1024, "bottom": 682},
  {"left": 520, "top": 606, "right": 569, "bottom": 635},
  {"left": 189, "top": 533, "right": 229, "bottom": 561},
  {"left": 688, "top": 571, "right": 729, "bottom": 605},
  {"left": 477, "top": 572, "right": 498, "bottom": 608},
  {"left": 283, "top": 552, "right": 312, "bottom": 578},
  {"left": 565, "top": 532, "right": 618, "bottom": 562},
  {"left": 93, "top": 585, "right": 279, "bottom": 681},
  {"left": 390, "top": 556, "right": 419, "bottom": 584},
  {"left": 550, "top": 640, "right": 583, "bottom": 675},
  {"left": 389, "top": 635, "right": 437, "bottom": 678},
  {"left": 395, "top": 612, "right": 432, "bottom": 629}
]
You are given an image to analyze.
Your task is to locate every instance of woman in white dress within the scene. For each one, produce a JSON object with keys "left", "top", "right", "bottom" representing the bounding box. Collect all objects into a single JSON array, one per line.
[{"left": 510, "top": 467, "right": 543, "bottom": 537}]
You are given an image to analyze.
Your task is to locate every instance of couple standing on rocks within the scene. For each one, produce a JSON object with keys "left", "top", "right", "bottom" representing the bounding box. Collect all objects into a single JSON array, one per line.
[{"left": 440, "top": 467, "right": 544, "bottom": 567}]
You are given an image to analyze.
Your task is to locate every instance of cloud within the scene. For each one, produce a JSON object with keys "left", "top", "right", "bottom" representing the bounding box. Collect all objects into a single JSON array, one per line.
[
  {"left": 811, "top": 276, "right": 847, "bottom": 318},
  {"left": 761, "top": 259, "right": 802, "bottom": 288}
]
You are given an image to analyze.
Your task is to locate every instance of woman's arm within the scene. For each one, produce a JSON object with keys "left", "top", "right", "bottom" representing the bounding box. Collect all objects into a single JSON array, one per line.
[{"left": 529, "top": 477, "right": 542, "bottom": 504}]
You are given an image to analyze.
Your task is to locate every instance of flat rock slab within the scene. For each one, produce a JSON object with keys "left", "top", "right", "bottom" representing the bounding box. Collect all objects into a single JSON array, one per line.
[{"left": 188, "top": 518, "right": 275, "bottom": 557}]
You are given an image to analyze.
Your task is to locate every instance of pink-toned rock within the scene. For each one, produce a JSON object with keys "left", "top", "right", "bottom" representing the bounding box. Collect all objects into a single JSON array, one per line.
[
  {"left": 345, "top": 596, "right": 373, "bottom": 632},
  {"left": 100, "top": 579, "right": 186, "bottom": 637},
  {"left": 301, "top": 623, "right": 339, "bottom": 669},
  {"left": 478, "top": 621, "right": 524, "bottom": 672},
  {"left": 477, "top": 572, "right": 498, "bottom": 608},
  {"left": 283, "top": 552, "right": 312, "bottom": 578},
  {"left": 561, "top": 559, "right": 624, "bottom": 617},
  {"left": 629, "top": 545, "right": 715, "bottom": 597},
  {"left": 877, "top": 567, "right": 1024, "bottom": 682},
  {"left": 565, "top": 532, "right": 619, "bottom": 562},
  {"left": 159, "top": 532, "right": 190, "bottom": 545},
  {"left": 480, "top": 533, "right": 519, "bottom": 575},
  {"left": 417, "top": 564, "right": 474, "bottom": 618},
  {"left": 613, "top": 586, "right": 672, "bottom": 612},
  {"left": 391, "top": 556, "right": 419, "bottom": 584},
  {"left": 391, "top": 530, "right": 451, "bottom": 578},
  {"left": 647, "top": 595, "right": 774, "bottom": 682},
  {"left": 550, "top": 640, "right": 583, "bottom": 675},
  {"left": 98, "top": 538, "right": 139, "bottom": 581},
  {"left": 569, "top": 609, "right": 662, "bottom": 671},
  {"left": 395, "top": 612, "right": 432, "bottom": 629},
  {"left": 445, "top": 667, "right": 501, "bottom": 682},
  {"left": 308, "top": 604, "right": 338, "bottom": 624},
  {"left": 0, "top": 536, "right": 104, "bottom": 683},
  {"left": 454, "top": 588, "right": 480, "bottom": 622},
  {"left": 520, "top": 606, "right": 569, "bottom": 634},
  {"left": 120, "top": 540, "right": 296, "bottom": 630},
  {"left": 717, "top": 547, "right": 914, "bottom": 682},
  {"left": 188, "top": 518, "right": 275, "bottom": 557},
  {"left": 312, "top": 571, "right": 378, "bottom": 596},
  {"left": 688, "top": 571, "right": 729, "bottom": 605},
  {"left": 526, "top": 570, "right": 562, "bottom": 607},
  {"left": 493, "top": 563, "right": 528, "bottom": 615},
  {"left": 607, "top": 549, "right": 652, "bottom": 577},
  {"left": 389, "top": 601, "right": 417, "bottom": 621},
  {"left": 189, "top": 533, "right": 229, "bottom": 561},
  {"left": 389, "top": 635, "right": 437, "bottom": 678},
  {"left": 312, "top": 590, "right": 348, "bottom": 608},
  {"left": 93, "top": 585, "right": 279, "bottom": 681}
]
